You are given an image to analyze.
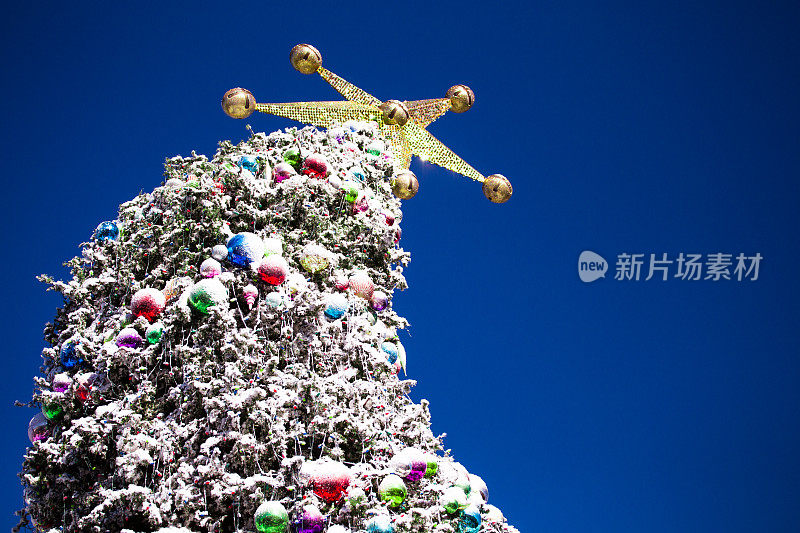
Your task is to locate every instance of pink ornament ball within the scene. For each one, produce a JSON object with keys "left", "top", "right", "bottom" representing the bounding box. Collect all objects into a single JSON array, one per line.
[
  {"left": 370, "top": 291, "right": 389, "bottom": 311},
  {"left": 349, "top": 272, "right": 374, "bottom": 299},
  {"left": 131, "top": 288, "right": 166, "bottom": 321},
  {"left": 258, "top": 255, "right": 289, "bottom": 286},
  {"left": 333, "top": 274, "right": 349, "bottom": 291},
  {"left": 200, "top": 258, "right": 222, "bottom": 278},
  {"left": 28, "top": 413, "right": 50, "bottom": 443},
  {"left": 272, "top": 162, "right": 296, "bottom": 183}
]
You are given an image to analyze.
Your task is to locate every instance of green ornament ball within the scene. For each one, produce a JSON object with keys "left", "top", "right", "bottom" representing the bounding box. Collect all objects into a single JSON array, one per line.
[
  {"left": 146, "top": 322, "right": 164, "bottom": 344},
  {"left": 378, "top": 474, "right": 407, "bottom": 507},
  {"left": 441, "top": 486, "right": 469, "bottom": 515},
  {"left": 283, "top": 148, "right": 302, "bottom": 168},
  {"left": 42, "top": 401, "right": 63, "bottom": 420},
  {"left": 255, "top": 501, "right": 289, "bottom": 533},
  {"left": 188, "top": 278, "right": 229, "bottom": 314}
]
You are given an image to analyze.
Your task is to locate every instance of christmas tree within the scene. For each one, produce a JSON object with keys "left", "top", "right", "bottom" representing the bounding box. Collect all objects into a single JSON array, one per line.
[{"left": 18, "top": 45, "right": 517, "bottom": 533}]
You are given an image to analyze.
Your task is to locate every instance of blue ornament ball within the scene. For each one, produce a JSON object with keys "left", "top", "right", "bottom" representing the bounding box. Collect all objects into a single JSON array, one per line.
[
  {"left": 94, "top": 221, "right": 119, "bottom": 242},
  {"left": 380, "top": 342, "right": 399, "bottom": 364},
  {"left": 324, "top": 293, "right": 349, "bottom": 319},
  {"left": 60, "top": 341, "right": 82, "bottom": 368},
  {"left": 365, "top": 515, "right": 393, "bottom": 533},
  {"left": 227, "top": 233, "right": 265, "bottom": 267},
  {"left": 238, "top": 155, "right": 259, "bottom": 174},
  {"left": 459, "top": 505, "right": 481, "bottom": 533}
]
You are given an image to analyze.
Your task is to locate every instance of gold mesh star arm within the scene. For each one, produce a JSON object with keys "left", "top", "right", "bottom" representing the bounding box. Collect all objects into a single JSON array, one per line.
[
  {"left": 379, "top": 124, "right": 413, "bottom": 169},
  {"left": 256, "top": 100, "right": 380, "bottom": 128},
  {"left": 318, "top": 67, "right": 383, "bottom": 107},
  {"left": 403, "top": 122, "right": 485, "bottom": 182},
  {"left": 405, "top": 98, "right": 452, "bottom": 128}
]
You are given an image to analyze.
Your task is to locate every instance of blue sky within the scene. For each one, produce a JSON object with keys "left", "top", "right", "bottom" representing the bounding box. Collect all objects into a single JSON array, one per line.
[{"left": 2, "top": 1, "right": 800, "bottom": 531}]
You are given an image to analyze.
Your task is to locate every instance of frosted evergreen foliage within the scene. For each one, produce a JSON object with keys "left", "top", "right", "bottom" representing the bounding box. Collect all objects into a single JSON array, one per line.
[{"left": 19, "top": 123, "right": 519, "bottom": 533}]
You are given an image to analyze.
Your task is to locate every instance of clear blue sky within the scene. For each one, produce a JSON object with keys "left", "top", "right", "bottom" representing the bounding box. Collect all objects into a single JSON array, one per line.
[{"left": 2, "top": 1, "right": 799, "bottom": 531}]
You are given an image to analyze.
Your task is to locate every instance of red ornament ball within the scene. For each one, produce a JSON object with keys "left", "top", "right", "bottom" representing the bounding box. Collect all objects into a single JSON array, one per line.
[
  {"left": 258, "top": 256, "right": 289, "bottom": 285},
  {"left": 131, "top": 288, "right": 166, "bottom": 321},
  {"left": 310, "top": 461, "right": 352, "bottom": 502},
  {"left": 302, "top": 154, "right": 329, "bottom": 179}
]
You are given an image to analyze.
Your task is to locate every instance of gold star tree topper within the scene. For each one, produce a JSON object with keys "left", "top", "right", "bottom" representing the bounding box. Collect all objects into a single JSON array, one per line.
[{"left": 222, "top": 44, "right": 512, "bottom": 203}]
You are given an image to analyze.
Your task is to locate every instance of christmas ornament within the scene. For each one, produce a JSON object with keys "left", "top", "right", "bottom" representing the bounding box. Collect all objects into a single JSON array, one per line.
[
  {"left": 27, "top": 413, "right": 50, "bottom": 443},
  {"left": 441, "top": 486, "right": 469, "bottom": 514},
  {"left": 343, "top": 180, "right": 360, "bottom": 203},
  {"left": 290, "top": 43, "right": 322, "bottom": 75},
  {"left": 254, "top": 501, "right": 289, "bottom": 533},
  {"left": 243, "top": 284, "right": 258, "bottom": 309},
  {"left": 483, "top": 505, "right": 504, "bottom": 523},
  {"left": 353, "top": 194, "right": 369, "bottom": 213},
  {"left": 283, "top": 147, "right": 302, "bottom": 168},
  {"left": 238, "top": 154, "right": 259, "bottom": 174},
  {"left": 146, "top": 322, "right": 163, "bottom": 344},
  {"left": 482, "top": 174, "right": 513, "bottom": 203},
  {"left": 365, "top": 140, "right": 384, "bottom": 156},
  {"left": 227, "top": 232, "right": 265, "bottom": 267},
  {"left": 222, "top": 87, "right": 256, "bottom": 119},
  {"left": 300, "top": 244, "right": 330, "bottom": 273},
  {"left": 365, "top": 515, "right": 393, "bottom": 533},
  {"left": 265, "top": 292, "right": 287, "bottom": 310},
  {"left": 349, "top": 272, "right": 374, "bottom": 299},
  {"left": 390, "top": 448, "right": 427, "bottom": 482},
  {"left": 302, "top": 153, "right": 329, "bottom": 178},
  {"left": 333, "top": 273, "right": 349, "bottom": 291},
  {"left": 263, "top": 237, "right": 283, "bottom": 256},
  {"left": 370, "top": 291, "right": 388, "bottom": 311},
  {"left": 446, "top": 85, "right": 475, "bottom": 113},
  {"left": 458, "top": 505, "right": 481, "bottom": 533},
  {"left": 115, "top": 327, "right": 143, "bottom": 349},
  {"left": 188, "top": 278, "right": 229, "bottom": 314},
  {"left": 391, "top": 170, "right": 419, "bottom": 200},
  {"left": 424, "top": 453, "right": 439, "bottom": 478},
  {"left": 273, "top": 162, "right": 297, "bottom": 183},
  {"left": 293, "top": 505, "right": 324, "bottom": 533},
  {"left": 52, "top": 374, "right": 72, "bottom": 393},
  {"left": 211, "top": 244, "right": 228, "bottom": 261},
  {"left": 349, "top": 166, "right": 366, "bottom": 182},
  {"left": 200, "top": 258, "right": 222, "bottom": 278},
  {"left": 60, "top": 341, "right": 82, "bottom": 368},
  {"left": 469, "top": 474, "right": 488, "bottom": 503},
  {"left": 130, "top": 288, "right": 166, "bottom": 321},
  {"left": 378, "top": 474, "right": 407, "bottom": 507},
  {"left": 381, "top": 341, "right": 399, "bottom": 364},
  {"left": 324, "top": 293, "right": 349, "bottom": 319},
  {"left": 379, "top": 100, "right": 410, "bottom": 127},
  {"left": 258, "top": 256, "right": 289, "bottom": 285},
  {"left": 94, "top": 221, "right": 119, "bottom": 242},
  {"left": 310, "top": 460, "right": 352, "bottom": 502},
  {"left": 42, "top": 401, "right": 62, "bottom": 420},
  {"left": 224, "top": 44, "right": 515, "bottom": 200}
]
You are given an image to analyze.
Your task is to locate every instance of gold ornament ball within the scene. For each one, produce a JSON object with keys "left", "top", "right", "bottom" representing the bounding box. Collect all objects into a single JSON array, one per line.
[
  {"left": 290, "top": 43, "right": 322, "bottom": 74},
  {"left": 391, "top": 170, "right": 419, "bottom": 200},
  {"left": 380, "top": 100, "right": 410, "bottom": 126},
  {"left": 482, "top": 174, "right": 513, "bottom": 203},
  {"left": 222, "top": 88, "right": 256, "bottom": 119},
  {"left": 446, "top": 85, "right": 475, "bottom": 113}
]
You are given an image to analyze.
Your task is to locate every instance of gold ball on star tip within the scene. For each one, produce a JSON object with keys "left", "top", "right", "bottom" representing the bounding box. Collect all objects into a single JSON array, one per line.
[
  {"left": 446, "top": 84, "right": 475, "bottom": 113},
  {"left": 221, "top": 88, "right": 256, "bottom": 119},
  {"left": 290, "top": 43, "right": 322, "bottom": 74},
  {"left": 380, "top": 100, "right": 410, "bottom": 126},
  {"left": 391, "top": 170, "right": 419, "bottom": 200},
  {"left": 482, "top": 174, "right": 512, "bottom": 203}
]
